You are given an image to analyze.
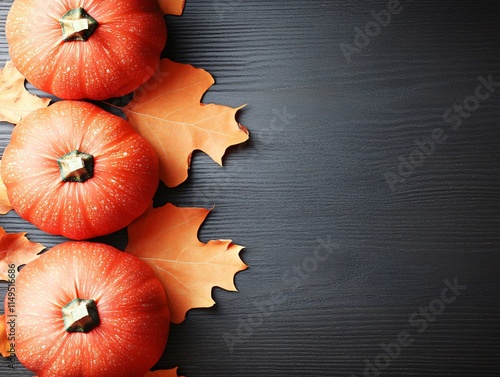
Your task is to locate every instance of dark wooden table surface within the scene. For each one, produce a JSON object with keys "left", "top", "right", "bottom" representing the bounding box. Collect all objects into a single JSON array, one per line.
[{"left": 1, "top": 0, "right": 500, "bottom": 376}]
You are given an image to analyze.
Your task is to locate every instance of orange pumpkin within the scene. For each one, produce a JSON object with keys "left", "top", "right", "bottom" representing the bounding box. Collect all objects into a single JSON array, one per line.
[
  {"left": 6, "top": 0, "right": 167, "bottom": 100},
  {"left": 6, "top": 241, "right": 170, "bottom": 377},
  {"left": 0, "top": 101, "right": 159, "bottom": 240}
]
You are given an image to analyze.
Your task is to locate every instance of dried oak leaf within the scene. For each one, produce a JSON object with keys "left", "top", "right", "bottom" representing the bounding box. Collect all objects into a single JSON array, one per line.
[
  {"left": 158, "top": 0, "right": 186, "bottom": 15},
  {"left": 144, "top": 367, "right": 184, "bottom": 377},
  {"left": 0, "top": 227, "right": 45, "bottom": 281},
  {"left": 0, "top": 161, "right": 12, "bottom": 214},
  {"left": 125, "top": 203, "right": 247, "bottom": 324},
  {"left": 0, "top": 314, "right": 11, "bottom": 358},
  {"left": 123, "top": 58, "right": 249, "bottom": 188},
  {"left": 0, "top": 61, "right": 50, "bottom": 124}
]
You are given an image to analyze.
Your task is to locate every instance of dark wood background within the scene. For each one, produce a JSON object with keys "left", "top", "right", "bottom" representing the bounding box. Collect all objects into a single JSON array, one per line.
[{"left": 1, "top": 0, "right": 500, "bottom": 376}]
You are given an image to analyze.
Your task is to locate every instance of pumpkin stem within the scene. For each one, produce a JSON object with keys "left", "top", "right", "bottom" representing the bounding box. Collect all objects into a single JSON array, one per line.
[
  {"left": 62, "top": 299, "right": 100, "bottom": 333},
  {"left": 57, "top": 150, "right": 94, "bottom": 183},
  {"left": 59, "top": 7, "right": 98, "bottom": 42}
]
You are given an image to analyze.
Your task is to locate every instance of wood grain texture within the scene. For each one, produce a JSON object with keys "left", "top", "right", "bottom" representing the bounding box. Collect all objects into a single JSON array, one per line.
[{"left": 1, "top": 0, "right": 500, "bottom": 376}]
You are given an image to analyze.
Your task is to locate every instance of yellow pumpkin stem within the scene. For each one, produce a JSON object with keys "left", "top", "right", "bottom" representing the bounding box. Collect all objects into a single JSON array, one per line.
[
  {"left": 59, "top": 8, "right": 98, "bottom": 42},
  {"left": 57, "top": 150, "right": 94, "bottom": 183},
  {"left": 62, "top": 298, "right": 100, "bottom": 333}
]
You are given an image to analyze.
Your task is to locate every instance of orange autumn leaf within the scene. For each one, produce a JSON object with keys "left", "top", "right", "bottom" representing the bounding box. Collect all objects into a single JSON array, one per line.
[
  {"left": 0, "top": 314, "right": 12, "bottom": 358},
  {"left": 0, "top": 227, "right": 45, "bottom": 281},
  {"left": 144, "top": 367, "right": 185, "bottom": 377},
  {"left": 0, "top": 61, "right": 50, "bottom": 124},
  {"left": 0, "top": 161, "right": 12, "bottom": 214},
  {"left": 125, "top": 203, "right": 247, "bottom": 324},
  {"left": 158, "top": 0, "right": 186, "bottom": 16},
  {"left": 123, "top": 58, "right": 249, "bottom": 188}
]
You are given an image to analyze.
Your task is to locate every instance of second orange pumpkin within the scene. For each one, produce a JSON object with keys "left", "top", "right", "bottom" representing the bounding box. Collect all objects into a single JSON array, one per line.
[{"left": 1, "top": 101, "right": 159, "bottom": 240}]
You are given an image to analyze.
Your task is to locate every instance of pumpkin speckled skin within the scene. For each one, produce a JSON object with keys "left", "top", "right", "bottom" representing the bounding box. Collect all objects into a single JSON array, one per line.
[
  {"left": 6, "top": 0, "right": 167, "bottom": 100},
  {"left": 0, "top": 101, "right": 159, "bottom": 240},
  {"left": 7, "top": 242, "right": 170, "bottom": 377}
]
